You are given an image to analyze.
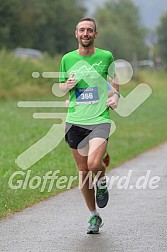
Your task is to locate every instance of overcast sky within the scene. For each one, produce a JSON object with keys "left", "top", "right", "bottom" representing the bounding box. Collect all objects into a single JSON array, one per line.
[
  {"left": 134, "top": 0, "right": 167, "bottom": 28},
  {"left": 85, "top": 0, "right": 167, "bottom": 29}
]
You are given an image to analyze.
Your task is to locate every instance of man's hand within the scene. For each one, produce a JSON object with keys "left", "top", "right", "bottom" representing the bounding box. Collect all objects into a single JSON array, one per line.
[
  {"left": 106, "top": 93, "right": 119, "bottom": 109},
  {"left": 59, "top": 74, "right": 76, "bottom": 93},
  {"left": 66, "top": 74, "right": 76, "bottom": 90}
]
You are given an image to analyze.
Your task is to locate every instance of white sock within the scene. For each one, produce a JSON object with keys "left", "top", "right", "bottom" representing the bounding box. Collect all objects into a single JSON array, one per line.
[
  {"left": 90, "top": 210, "right": 99, "bottom": 217},
  {"left": 97, "top": 176, "right": 107, "bottom": 188}
]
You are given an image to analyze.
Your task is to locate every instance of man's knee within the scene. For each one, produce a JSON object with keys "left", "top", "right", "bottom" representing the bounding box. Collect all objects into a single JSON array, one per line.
[
  {"left": 87, "top": 159, "right": 100, "bottom": 173},
  {"left": 78, "top": 166, "right": 89, "bottom": 177},
  {"left": 78, "top": 169, "right": 93, "bottom": 184}
]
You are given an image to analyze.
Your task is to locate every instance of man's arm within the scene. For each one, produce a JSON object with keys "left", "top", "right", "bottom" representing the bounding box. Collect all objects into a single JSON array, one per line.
[
  {"left": 106, "top": 75, "right": 120, "bottom": 109},
  {"left": 108, "top": 75, "right": 119, "bottom": 93},
  {"left": 59, "top": 74, "right": 76, "bottom": 93}
]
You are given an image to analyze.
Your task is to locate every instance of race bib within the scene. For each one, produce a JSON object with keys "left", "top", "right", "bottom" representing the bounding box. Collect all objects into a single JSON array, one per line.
[{"left": 75, "top": 87, "right": 99, "bottom": 105}]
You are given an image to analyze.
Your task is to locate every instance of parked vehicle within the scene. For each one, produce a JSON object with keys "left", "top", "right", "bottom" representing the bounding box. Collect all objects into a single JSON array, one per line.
[{"left": 14, "top": 48, "right": 43, "bottom": 60}]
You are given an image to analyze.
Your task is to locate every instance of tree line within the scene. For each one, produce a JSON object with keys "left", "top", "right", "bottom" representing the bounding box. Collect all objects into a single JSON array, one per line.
[
  {"left": 0, "top": 0, "right": 166, "bottom": 65},
  {"left": 0, "top": 0, "right": 86, "bottom": 54}
]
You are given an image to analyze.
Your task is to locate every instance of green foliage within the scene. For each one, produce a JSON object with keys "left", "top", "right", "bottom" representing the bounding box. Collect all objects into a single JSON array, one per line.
[
  {"left": 0, "top": 49, "right": 61, "bottom": 99},
  {"left": 157, "top": 12, "right": 167, "bottom": 67},
  {"left": 0, "top": 0, "right": 149, "bottom": 59},
  {"left": 94, "top": 0, "right": 148, "bottom": 61},
  {"left": 0, "top": 0, "right": 21, "bottom": 48},
  {"left": 0, "top": 0, "right": 86, "bottom": 55},
  {"left": 33, "top": 0, "right": 86, "bottom": 54}
]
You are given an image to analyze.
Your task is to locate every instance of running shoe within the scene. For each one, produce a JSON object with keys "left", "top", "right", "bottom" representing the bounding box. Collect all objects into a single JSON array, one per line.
[
  {"left": 103, "top": 152, "right": 110, "bottom": 167},
  {"left": 87, "top": 215, "right": 103, "bottom": 234},
  {"left": 96, "top": 181, "right": 109, "bottom": 208}
]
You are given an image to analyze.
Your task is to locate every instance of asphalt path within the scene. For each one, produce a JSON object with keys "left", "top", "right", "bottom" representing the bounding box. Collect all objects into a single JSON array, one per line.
[{"left": 0, "top": 142, "right": 167, "bottom": 252}]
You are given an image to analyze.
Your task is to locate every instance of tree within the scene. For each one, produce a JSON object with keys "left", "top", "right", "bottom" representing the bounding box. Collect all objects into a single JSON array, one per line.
[
  {"left": 0, "top": 0, "right": 21, "bottom": 48},
  {"left": 94, "top": 0, "right": 148, "bottom": 61},
  {"left": 157, "top": 12, "right": 167, "bottom": 67},
  {"left": 0, "top": 0, "right": 86, "bottom": 55},
  {"left": 34, "top": 0, "right": 86, "bottom": 55}
]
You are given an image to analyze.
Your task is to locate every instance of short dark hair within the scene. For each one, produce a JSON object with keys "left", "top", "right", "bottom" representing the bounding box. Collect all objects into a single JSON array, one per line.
[{"left": 76, "top": 17, "right": 97, "bottom": 32}]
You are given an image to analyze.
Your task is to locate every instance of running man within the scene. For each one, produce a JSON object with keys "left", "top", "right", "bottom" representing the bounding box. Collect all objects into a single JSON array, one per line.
[{"left": 59, "top": 17, "right": 119, "bottom": 234}]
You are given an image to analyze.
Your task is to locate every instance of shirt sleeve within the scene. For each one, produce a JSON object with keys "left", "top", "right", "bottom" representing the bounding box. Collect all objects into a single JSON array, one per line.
[
  {"left": 108, "top": 53, "right": 115, "bottom": 79},
  {"left": 59, "top": 57, "right": 68, "bottom": 83}
]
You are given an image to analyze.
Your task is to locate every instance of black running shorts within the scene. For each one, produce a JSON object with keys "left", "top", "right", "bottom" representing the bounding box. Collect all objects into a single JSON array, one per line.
[{"left": 65, "top": 122, "right": 111, "bottom": 149}]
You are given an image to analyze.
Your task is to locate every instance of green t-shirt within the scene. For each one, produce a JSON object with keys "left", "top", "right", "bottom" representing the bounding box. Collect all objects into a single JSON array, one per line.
[{"left": 59, "top": 48, "right": 115, "bottom": 125}]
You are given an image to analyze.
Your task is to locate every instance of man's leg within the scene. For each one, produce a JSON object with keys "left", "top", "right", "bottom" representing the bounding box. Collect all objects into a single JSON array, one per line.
[
  {"left": 87, "top": 137, "right": 108, "bottom": 177},
  {"left": 65, "top": 124, "right": 103, "bottom": 233},
  {"left": 71, "top": 147, "right": 104, "bottom": 234},
  {"left": 87, "top": 138, "right": 109, "bottom": 208},
  {"left": 71, "top": 148, "right": 96, "bottom": 211}
]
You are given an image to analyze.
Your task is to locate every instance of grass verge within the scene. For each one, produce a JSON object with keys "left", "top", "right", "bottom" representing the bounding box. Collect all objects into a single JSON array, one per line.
[{"left": 0, "top": 69, "right": 167, "bottom": 219}]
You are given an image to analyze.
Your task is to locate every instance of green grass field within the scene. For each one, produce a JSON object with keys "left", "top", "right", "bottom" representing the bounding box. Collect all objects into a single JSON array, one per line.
[{"left": 0, "top": 51, "right": 167, "bottom": 219}]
